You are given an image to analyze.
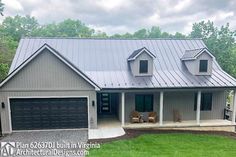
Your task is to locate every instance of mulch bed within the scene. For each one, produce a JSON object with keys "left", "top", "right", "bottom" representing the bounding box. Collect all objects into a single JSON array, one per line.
[{"left": 88, "top": 129, "right": 236, "bottom": 144}]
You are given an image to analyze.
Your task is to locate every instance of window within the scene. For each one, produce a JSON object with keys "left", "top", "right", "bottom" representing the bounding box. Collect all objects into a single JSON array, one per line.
[
  {"left": 139, "top": 60, "right": 148, "bottom": 73},
  {"left": 135, "top": 94, "right": 153, "bottom": 112},
  {"left": 194, "top": 93, "right": 212, "bottom": 111},
  {"left": 199, "top": 60, "right": 208, "bottom": 72}
]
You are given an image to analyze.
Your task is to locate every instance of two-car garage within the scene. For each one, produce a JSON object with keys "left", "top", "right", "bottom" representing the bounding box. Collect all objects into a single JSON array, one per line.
[
  {"left": 10, "top": 98, "right": 88, "bottom": 130},
  {"left": 0, "top": 44, "right": 99, "bottom": 134}
]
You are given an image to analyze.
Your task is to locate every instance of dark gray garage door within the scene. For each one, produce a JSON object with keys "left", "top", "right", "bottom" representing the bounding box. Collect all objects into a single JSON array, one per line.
[{"left": 10, "top": 98, "right": 88, "bottom": 130}]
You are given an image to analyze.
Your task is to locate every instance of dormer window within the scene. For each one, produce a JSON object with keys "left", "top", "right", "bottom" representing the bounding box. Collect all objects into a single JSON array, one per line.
[
  {"left": 139, "top": 60, "right": 148, "bottom": 73},
  {"left": 181, "top": 47, "right": 214, "bottom": 76},
  {"left": 127, "top": 47, "right": 156, "bottom": 77},
  {"left": 199, "top": 60, "right": 208, "bottom": 72}
]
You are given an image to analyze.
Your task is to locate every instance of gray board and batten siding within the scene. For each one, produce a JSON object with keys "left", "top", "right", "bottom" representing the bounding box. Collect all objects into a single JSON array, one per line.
[{"left": 0, "top": 49, "right": 97, "bottom": 133}]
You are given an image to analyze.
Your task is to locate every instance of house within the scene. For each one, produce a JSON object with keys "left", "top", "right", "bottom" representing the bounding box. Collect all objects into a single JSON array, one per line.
[{"left": 0, "top": 37, "right": 236, "bottom": 135}]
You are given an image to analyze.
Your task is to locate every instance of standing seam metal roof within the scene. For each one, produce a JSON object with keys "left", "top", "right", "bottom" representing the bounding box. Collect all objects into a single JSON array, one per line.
[{"left": 9, "top": 37, "right": 236, "bottom": 89}]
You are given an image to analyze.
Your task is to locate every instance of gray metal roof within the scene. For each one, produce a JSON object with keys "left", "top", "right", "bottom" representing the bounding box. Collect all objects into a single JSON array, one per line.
[
  {"left": 9, "top": 37, "right": 236, "bottom": 89},
  {"left": 181, "top": 47, "right": 214, "bottom": 60}
]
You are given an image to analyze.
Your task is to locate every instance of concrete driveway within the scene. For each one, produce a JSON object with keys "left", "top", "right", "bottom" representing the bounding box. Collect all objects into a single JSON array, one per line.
[{"left": 0, "top": 130, "right": 88, "bottom": 157}]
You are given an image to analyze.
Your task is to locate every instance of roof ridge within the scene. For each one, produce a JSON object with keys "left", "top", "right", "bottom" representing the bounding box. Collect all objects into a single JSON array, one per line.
[
  {"left": 185, "top": 47, "right": 206, "bottom": 51},
  {"left": 21, "top": 36, "right": 203, "bottom": 40}
]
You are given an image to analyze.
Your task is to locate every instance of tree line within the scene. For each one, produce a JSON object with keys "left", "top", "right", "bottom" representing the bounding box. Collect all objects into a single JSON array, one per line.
[{"left": 0, "top": 15, "right": 236, "bottom": 81}]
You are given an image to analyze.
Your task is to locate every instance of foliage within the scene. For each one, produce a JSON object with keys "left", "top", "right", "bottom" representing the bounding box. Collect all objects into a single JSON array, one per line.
[
  {"left": 0, "top": 15, "right": 39, "bottom": 41},
  {"left": 0, "top": 63, "right": 9, "bottom": 81},
  {"left": 0, "top": 0, "right": 4, "bottom": 16},
  {"left": 110, "top": 26, "right": 186, "bottom": 39},
  {"left": 0, "top": 36, "right": 18, "bottom": 81},
  {"left": 32, "top": 19, "right": 95, "bottom": 37},
  {"left": 190, "top": 21, "right": 236, "bottom": 77},
  {"left": 88, "top": 134, "right": 236, "bottom": 157}
]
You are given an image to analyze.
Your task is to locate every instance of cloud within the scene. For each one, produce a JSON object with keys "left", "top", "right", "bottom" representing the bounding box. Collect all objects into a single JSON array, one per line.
[
  {"left": 0, "top": 0, "right": 236, "bottom": 35},
  {"left": 2, "top": 0, "right": 23, "bottom": 11}
]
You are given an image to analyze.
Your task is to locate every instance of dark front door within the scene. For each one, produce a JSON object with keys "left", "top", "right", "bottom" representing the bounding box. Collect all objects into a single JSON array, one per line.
[
  {"left": 100, "top": 93, "right": 111, "bottom": 113},
  {"left": 10, "top": 98, "right": 88, "bottom": 130}
]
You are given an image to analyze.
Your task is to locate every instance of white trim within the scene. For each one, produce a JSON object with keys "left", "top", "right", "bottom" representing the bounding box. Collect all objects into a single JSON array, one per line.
[
  {"left": 0, "top": 44, "right": 100, "bottom": 91},
  {"left": 7, "top": 97, "right": 12, "bottom": 132},
  {"left": 127, "top": 48, "right": 156, "bottom": 61},
  {"left": 121, "top": 92, "right": 125, "bottom": 126},
  {"left": 232, "top": 90, "right": 236, "bottom": 124},
  {"left": 159, "top": 91, "right": 164, "bottom": 126},
  {"left": 195, "top": 48, "right": 214, "bottom": 59},
  {"left": 181, "top": 48, "right": 214, "bottom": 61},
  {"left": 196, "top": 91, "right": 201, "bottom": 125},
  {"left": 7, "top": 96, "right": 90, "bottom": 133}
]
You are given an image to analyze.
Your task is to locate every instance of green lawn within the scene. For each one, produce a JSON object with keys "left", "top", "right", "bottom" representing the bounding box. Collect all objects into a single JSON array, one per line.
[{"left": 88, "top": 133, "right": 236, "bottom": 157}]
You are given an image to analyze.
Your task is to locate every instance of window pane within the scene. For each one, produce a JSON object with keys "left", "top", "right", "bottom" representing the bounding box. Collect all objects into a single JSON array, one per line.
[
  {"left": 135, "top": 95, "right": 144, "bottom": 112},
  {"left": 194, "top": 93, "right": 212, "bottom": 111},
  {"left": 194, "top": 93, "right": 197, "bottom": 111},
  {"left": 144, "top": 95, "right": 153, "bottom": 112},
  {"left": 199, "top": 60, "right": 208, "bottom": 72},
  {"left": 135, "top": 94, "right": 153, "bottom": 112},
  {"left": 201, "top": 93, "right": 212, "bottom": 111},
  {"left": 139, "top": 60, "right": 148, "bottom": 73}
]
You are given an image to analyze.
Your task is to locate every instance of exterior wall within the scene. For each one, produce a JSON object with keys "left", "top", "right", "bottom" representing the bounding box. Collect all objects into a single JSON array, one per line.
[
  {"left": 129, "top": 52, "right": 153, "bottom": 76},
  {"left": 0, "top": 50, "right": 97, "bottom": 134},
  {"left": 184, "top": 52, "right": 213, "bottom": 76},
  {"left": 124, "top": 90, "right": 226, "bottom": 122},
  {"left": 1, "top": 49, "right": 95, "bottom": 91},
  {"left": 163, "top": 91, "right": 225, "bottom": 121}
]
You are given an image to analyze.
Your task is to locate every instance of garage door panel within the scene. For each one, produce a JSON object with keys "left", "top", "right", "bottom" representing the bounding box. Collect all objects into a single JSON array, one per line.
[{"left": 10, "top": 98, "right": 88, "bottom": 130}]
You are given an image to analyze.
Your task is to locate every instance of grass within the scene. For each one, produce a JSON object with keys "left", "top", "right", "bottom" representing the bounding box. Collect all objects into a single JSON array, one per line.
[{"left": 88, "top": 133, "right": 236, "bottom": 157}]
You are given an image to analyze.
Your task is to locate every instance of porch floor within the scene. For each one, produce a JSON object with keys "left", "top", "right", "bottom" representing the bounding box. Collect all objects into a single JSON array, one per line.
[
  {"left": 124, "top": 119, "right": 235, "bottom": 129},
  {"left": 88, "top": 116, "right": 125, "bottom": 139}
]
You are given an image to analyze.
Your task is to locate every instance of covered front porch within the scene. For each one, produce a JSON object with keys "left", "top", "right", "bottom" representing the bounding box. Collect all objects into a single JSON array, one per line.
[{"left": 97, "top": 89, "right": 236, "bottom": 130}]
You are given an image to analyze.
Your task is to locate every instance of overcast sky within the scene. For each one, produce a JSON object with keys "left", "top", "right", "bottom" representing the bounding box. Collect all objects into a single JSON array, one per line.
[{"left": 1, "top": 0, "right": 236, "bottom": 35}]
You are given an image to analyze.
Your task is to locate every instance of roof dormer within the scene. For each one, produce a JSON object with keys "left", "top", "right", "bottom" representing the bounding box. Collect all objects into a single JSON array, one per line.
[
  {"left": 181, "top": 47, "right": 214, "bottom": 76},
  {"left": 127, "top": 47, "right": 156, "bottom": 77}
]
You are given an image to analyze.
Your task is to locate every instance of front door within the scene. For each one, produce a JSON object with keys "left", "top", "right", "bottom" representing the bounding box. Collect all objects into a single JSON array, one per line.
[{"left": 100, "top": 93, "right": 111, "bottom": 113}]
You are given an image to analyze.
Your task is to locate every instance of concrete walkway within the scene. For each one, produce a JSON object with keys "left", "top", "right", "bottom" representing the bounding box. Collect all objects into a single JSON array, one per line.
[{"left": 89, "top": 117, "right": 125, "bottom": 139}]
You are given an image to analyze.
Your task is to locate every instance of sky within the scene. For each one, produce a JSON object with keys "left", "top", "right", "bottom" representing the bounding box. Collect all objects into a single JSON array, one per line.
[{"left": 1, "top": 0, "right": 236, "bottom": 35}]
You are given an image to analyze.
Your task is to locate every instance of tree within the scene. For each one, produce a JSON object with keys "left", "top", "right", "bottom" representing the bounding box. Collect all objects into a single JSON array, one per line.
[
  {"left": 173, "top": 32, "right": 186, "bottom": 39},
  {"left": 190, "top": 21, "right": 236, "bottom": 77},
  {"left": 0, "top": 63, "right": 9, "bottom": 81},
  {"left": 93, "top": 31, "right": 108, "bottom": 38},
  {"left": 33, "top": 19, "right": 94, "bottom": 37},
  {"left": 0, "top": 36, "right": 18, "bottom": 81},
  {"left": 1, "top": 15, "right": 39, "bottom": 41},
  {"left": 0, "top": 0, "right": 4, "bottom": 16},
  {"left": 148, "top": 26, "right": 162, "bottom": 38},
  {"left": 133, "top": 29, "right": 148, "bottom": 38}
]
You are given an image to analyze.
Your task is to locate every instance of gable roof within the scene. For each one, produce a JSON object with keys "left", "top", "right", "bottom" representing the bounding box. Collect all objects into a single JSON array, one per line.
[
  {"left": 181, "top": 47, "right": 214, "bottom": 61},
  {"left": 0, "top": 43, "right": 100, "bottom": 90},
  {"left": 6, "top": 37, "right": 236, "bottom": 89},
  {"left": 127, "top": 47, "right": 156, "bottom": 61}
]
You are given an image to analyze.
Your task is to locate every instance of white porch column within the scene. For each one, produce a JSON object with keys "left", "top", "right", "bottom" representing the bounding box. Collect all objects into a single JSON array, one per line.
[
  {"left": 121, "top": 92, "right": 125, "bottom": 126},
  {"left": 232, "top": 90, "right": 236, "bottom": 124},
  {"left": 159, "top": 91, "right": 164, "bottom": 126},
  {"left": 196, "top": 91, "right": 201, "bottom": 125}
]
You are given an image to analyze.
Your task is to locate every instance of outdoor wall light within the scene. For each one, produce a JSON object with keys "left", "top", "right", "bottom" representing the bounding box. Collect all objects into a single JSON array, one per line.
[
  {"left": 92, "top": 100, "right": 95, "bottom": 107},
  {"left": 1, "top": 102, "right": 5, "bottom": 109}
]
